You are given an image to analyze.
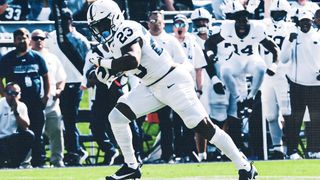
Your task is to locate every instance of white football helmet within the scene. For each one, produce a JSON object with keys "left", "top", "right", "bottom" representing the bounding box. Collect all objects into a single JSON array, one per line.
[
  {"left": 220, "top": 0, "right": 244, "bottom": 15},
  {"left": 87, "top": 0, "right": 124, "bottom": 43},
  {"left": 191, "top": 8, "right": 212, "bottom": 34},
  {"left": 269, "top": 0, "right": 290, "bottom": 12},
  {"left": 269, "top": 0, "right": 290, "bottom": 22},
  {"left": 190, "top": 8, "right": 212, "bottom": 21}
]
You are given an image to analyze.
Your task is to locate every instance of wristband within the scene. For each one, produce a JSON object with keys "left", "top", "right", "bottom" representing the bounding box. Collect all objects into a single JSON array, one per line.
[
  {"left": 269, "top": 63, "right": 278, "bottom": 72},
  {"left": 206, "top": 50, "right": 214, "bottom": 57},
  {"left": 100, "top": 59, "right": 112, "bottom": 69}
]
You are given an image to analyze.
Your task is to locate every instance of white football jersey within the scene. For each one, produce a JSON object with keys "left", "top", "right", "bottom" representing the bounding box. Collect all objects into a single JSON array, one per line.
[
  {"left": 220, "top": 20, "right": 267, "bottom": 57},
  {"left": 109, "top": 20, "right": 175, "bottom": 86},
  {"left": 262, "top": 19, "right": 296, "bottom": 67},
  {"left": 179, "top": 33, "right": 207, "bottom": 69},
  {"left": 152, "top": 31, "right": 186, "bottom": 64}
]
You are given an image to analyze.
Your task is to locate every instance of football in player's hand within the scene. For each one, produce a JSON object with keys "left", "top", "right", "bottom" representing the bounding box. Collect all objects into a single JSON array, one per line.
[{"left": 95, "top": 66, "right": 110, "bottom": 84}]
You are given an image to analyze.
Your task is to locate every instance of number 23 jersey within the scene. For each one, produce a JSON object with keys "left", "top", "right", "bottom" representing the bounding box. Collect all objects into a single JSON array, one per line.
[{"left": 108, "top": 20, "right": 175, "bottom": 86}]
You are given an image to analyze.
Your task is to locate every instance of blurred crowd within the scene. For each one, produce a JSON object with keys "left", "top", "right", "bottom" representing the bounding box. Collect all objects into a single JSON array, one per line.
[{"left": 0, "top": 0, "right": 320, "bottom": 169}]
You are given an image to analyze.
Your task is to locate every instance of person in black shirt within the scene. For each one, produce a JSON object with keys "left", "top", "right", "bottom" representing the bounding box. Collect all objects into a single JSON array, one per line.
[{"left": 0, "top": 28, "right": 50, "bottom": 167}]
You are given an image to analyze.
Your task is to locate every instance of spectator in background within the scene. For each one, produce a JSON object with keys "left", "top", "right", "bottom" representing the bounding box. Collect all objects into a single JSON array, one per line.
[
  {"left": 147, "top": 10, "right": 188, "bottom": 163},
  {"left": 45, "top": 8, "right": 90, "bottom": 166},
  {"left": 0, "top": 0, "right": 30, "bottom": 21},
  {"left": 0, "top": 28, "right": 50, "bottom": 167},
  {"left": 281, "top": 11, "right": 320, "bottom": 160},
  {"left": 190, "top": 7, "right": 212, "bottom": 162},
  {"left": 260, "top": 0, "right": 294, "bottom": 160},
  {"left": 0, "top": 82, "right": 34, "bottom": 168},
  {"left": 30, "top": 29, "right": 67, "bottom": 167},
  {"left": 172, "top": 14, "right": 207, "bottom": 162}
]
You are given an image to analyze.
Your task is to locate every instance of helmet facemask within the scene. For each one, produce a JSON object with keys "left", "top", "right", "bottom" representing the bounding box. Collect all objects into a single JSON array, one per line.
[
  {"left": 192, "top": 18, "right": 209, "bottom": 34},
  {"left": 89, "top": 16, "right": 113, "bottom": 43},
  {"left": 271, "top": 10, "right": 287, "bottom": 22},
  {"left": 87, "top": 0, "right": 124, "bottom": 43}
]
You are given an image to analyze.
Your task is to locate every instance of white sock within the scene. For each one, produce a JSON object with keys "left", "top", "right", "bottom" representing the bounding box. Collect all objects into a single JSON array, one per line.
[
  {"left": 268, "top": 120, "right": 283, "bottom": 148},
  {"left": 110, "top": 123, "right": 138, "bottom": 169},
  {"left": 209, "top": 126, "right": 250, "bottom": 171},
  {"left": 198, "top": 152, "right": 207, "bottom": 161}
]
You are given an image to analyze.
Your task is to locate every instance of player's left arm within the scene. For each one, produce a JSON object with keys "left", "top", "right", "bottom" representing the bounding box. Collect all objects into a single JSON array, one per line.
[{"left": 260, "top": 37, "right": 280, "bottom": 75}]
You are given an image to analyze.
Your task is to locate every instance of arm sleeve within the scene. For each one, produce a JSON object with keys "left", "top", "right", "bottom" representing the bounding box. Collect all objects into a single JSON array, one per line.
[{"left": 260, "top": 37, "right": 280, "bottom": 63}]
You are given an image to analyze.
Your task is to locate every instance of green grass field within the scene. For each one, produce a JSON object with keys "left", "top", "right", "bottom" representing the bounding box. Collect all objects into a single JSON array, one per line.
[{"left": 0, "top": 160, "right": 319, "bottom": 180}]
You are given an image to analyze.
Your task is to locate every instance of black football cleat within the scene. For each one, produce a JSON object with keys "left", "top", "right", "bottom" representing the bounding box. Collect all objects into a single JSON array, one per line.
[
  {"left": 238, "top": 162, "right": 258, "bottom": 180},
  {"left": 106, "top": 163, "right": 141, "bottom": 180}
]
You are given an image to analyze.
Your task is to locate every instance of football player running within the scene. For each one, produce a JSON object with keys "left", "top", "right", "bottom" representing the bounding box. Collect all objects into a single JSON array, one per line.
[
  {"left": 205, "top": 0, "right": 280, "bottom": 114},
  {"left": 260, "top": 0, "right": 295, "bottom": 159},
  {"left": 87, "top": 0, "right": 258, "bottom": 180}
]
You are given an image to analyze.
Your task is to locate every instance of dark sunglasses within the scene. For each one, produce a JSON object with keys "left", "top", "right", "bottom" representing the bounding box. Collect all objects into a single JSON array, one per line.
[
  {"left": 149, "top": 19, "right": 161, "bottom": 24},
  {"left": 6, "top": 90, "right": 21, "bottom": 97},
  {"left": 174, "top": 22, "right": 186, "bottom": 28},
  {"left": 32, "top": 36, "right": 46, "bottom": 41}
]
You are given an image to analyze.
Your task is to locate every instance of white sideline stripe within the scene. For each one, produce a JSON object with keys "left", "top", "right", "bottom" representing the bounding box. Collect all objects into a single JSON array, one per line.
[{"left": 143, "top": 176, "right": 320, "bottom": 180}]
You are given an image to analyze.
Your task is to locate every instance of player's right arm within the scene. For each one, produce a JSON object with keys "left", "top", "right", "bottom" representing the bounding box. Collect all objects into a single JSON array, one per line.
[
  {"left": 90, "top": 38, "right": 142, "bottom": 72},
  {"left": 204, "top": 32, "right": 224, "bottom": 79},
  {"left": 280, "top": 32, "right": 297, "bottom": 64},
  {"left": 204, "top": 33, "right": 225, "bottom": 95}
]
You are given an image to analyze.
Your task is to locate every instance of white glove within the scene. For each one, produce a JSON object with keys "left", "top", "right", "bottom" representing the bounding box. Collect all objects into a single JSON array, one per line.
[
  {"left": 211, "top": 76, "right": 225, "bottom": 95},
  {"left": 95, "top": 66, "right": 124, "bottom": 88},
  {"left": 95, "top": 66, "right": 111, "bottom": 85},
  {"left": 89, "top": 55, "right": 103, "bottom": 66}
]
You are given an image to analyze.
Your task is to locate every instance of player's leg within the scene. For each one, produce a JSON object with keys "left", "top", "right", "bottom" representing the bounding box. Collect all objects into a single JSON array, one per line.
[
  {"left": 246, "top": 56, "right": 266, "bottom": 99},
  {"left": 196, "top": 72, "right": 211, "bottom": 161},
  {"left": 154, "top": 66, "right": 257, "bottom": 179},
  {"left": 261, "top": 77, "right": 284, "bottom": 159},
  {"left": 107, "top": 84, "right": 165, "bottom": 180}
]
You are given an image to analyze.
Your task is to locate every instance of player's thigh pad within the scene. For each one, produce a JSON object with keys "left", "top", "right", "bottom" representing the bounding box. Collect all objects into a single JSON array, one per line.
[
  {"left": 149, "top": 66, "right": 208, "bottom": 129},
  {"left": 117, "top": 83, "right": 165, "bottom": 119},
  {"left": 108, "top": 107, "right": 131, "bottom": 124}
]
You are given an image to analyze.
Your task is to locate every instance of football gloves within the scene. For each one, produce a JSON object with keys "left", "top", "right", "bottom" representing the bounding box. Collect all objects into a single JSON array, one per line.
[
  {"left": 89, "top": 55, "right": 103, "bottom": 67},
  {"left": 211, "top": 76, "right": 225, "bottom": 95}
]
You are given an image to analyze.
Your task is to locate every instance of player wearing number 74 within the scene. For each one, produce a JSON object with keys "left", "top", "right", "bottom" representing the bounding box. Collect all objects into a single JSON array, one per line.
[
  {"left": 87, "top": 0, "right": 258, "bottom": 179},
  {"left": 204, "top": 7, "right": 280, "bottom": 105}
]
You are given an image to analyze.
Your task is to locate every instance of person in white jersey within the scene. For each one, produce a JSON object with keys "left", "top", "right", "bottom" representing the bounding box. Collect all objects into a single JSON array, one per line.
[
  {"left": 147, "top": 10, "right": 188, "bottom": 163},
  {"left": 189, "top": 7, "right": 214, "bottom": 162},
  {"left": 260, "top": 0, "right": 295, "bottom": 160},
  {"left": 86, "top": 0, "right": 258, "bottom": 179},
  {"left": 204, "top": 0, "right": 280, "bottom": 114},
  {"left": 172, "top": 13, "right": 207, "bottom": 162}
]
